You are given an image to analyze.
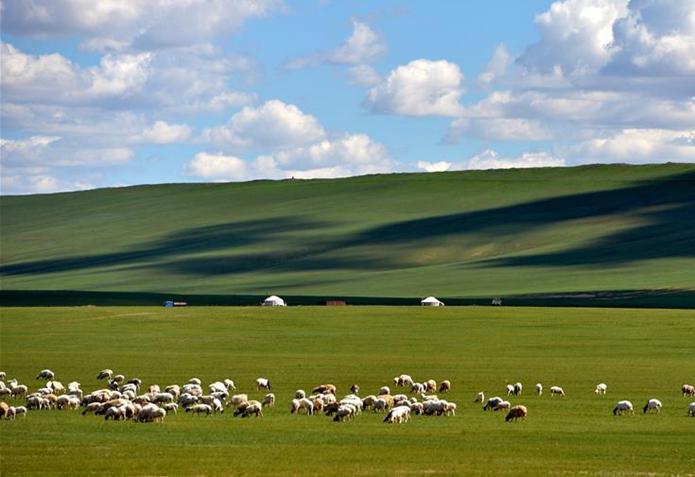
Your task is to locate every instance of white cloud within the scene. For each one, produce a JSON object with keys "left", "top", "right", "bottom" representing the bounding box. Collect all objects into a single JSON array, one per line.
[
  {"left": 517, "top": 0, "right": 629, "bottom": 75},
  {"left": 1, "top": 0, "right": 285, "bottom": 52},
  {"left": 477, "top": 44, "right": 512, "bottom": 85},
  {"left": 467, "top": 149, "right": 566, "bottom": 170},
  {"left": 129, "top": 120, "right": 192, "bottom": 145},
  {"left": 345, "top": 64, "right": 382, "bottom": 88},
  {"left": 446, "top": 118, "right": 554, "bottom": 143},
  {"left": 184, "top": 152, "right": 249, "bottom": 181},
  {"left": 416, "top": 161, "right": 451, "bottom": 172},
  {"left": 364, "top": 59, "right": 464, "bottom": 116},
  {"left": 202, "top": 100, "right": 326, "bottom": 150},
  {"left": 282, "top": 20, "right": 387, "bottom": 70},
  {"left": 567, "top": 129, "right": 695, "bottom": 162}
]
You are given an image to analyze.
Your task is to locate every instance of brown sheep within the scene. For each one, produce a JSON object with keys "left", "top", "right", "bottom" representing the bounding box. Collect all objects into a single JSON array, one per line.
[
  {"left": 439, "top": 380, "right": 451, "bottom": 393},
  {"left": 0, "top": 401, "right": 8, "bottom": 418},
  {"left": 312, "top": 384, "right": 336, "bottom": 395},
  {"left": 505, "top": 405, "right": 528, "bottom": 422},
  {"left": 682, "top": 384, "right": 695, "bottom": 397}
]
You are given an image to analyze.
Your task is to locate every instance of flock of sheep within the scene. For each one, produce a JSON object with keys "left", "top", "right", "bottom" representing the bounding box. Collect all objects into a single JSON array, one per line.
[{"left": 1, "top": 370, "right": 694, "bottom": 424}]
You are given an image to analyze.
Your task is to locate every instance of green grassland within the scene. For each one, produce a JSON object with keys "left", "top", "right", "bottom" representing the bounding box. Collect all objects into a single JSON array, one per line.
[
  {"left": 1, "top": 306, "right": 694, "bottom": 476},
  {"left": 2, "top": 164, "right": 694, "bottom": 307}
]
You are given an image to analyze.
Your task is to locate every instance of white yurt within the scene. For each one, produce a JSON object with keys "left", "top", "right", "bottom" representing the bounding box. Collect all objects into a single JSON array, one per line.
[
  {"left": 420, "top": 296, "right": 444, "bottom": 306},
  {"left": 262, "top": 295, "right": 286, "bottom": 307}
]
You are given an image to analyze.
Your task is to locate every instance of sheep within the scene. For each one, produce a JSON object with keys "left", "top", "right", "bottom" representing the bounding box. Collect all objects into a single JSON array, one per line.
[
  {"left": 104, "top": 406, "right": 124, "bottom": 421},
  {"left": 112, "top": 374, "right": 125, "bottom": 384},
  {"left": 162, "top": 402, "right": 179, "bottom": 414},
  {"left": 137, "top": 404, "right": 166, "bottom": 423},
  {"left": 26, "top": 395, "right": 45, "bottom": 410},
  {"left": 483, "top": 396, "right": 503, "bottom": 411},
  {"left": 643, "top": 399, "right": 662, "bottom": 414},
  {"left": 295, "top": 389, "right": 306, "bottom": 399},
  {"left": 312, "top": 384, "right": 336, "bottom": 395},
  {"left": 394, "top": 374, "right": 414, "bottom": 387},
  {"left": 383, "top": 406, "right": 411, "bottom": 424},
  {"left": 424, "top": 399, "right": 449, "bottom": 416},
  {"left": 550, "top": 386, "right": 565, "bottom": 397},
  {"left": 494, "top": 400, "right": 511, "bottom": 412},
  {"left": 595, "top": 383, "right": 607, "bottom": 395},
  {"left": 410, "top": 383, "right": 425, "bottom": 394},
  {"left": 361, "top": 395, "right": 378, "bottom": 411},
  {"left": 153, "top": 392, "right": 175, "bottom": 405},
  {"left": 506, "top": 405, "right": 528, "bottom": 422},
  {"left": 444, "top": 402, "right": 457, "bottom": 416},
  {"left": 0, "top": 372, "right": 5, "bottom": 379},
  {"left": 378, "top": 385, "right": 390, "bottom": 396},
  {"left": 473, "top": 391, "right": 485, "bottom": 403},
  {"left": 688, "top": 402, "right": 695, "bottom": 417},
  {"left": 5, "top": 406, "right": 17, "bottom": 420},
  {"left": 506, "top": 384, "right": 515, "bottom": 396},
  {"left": 332, "top": 404, "right": 357, "bottom": 422},
  {"left": 96, "top": 369, "right": 113, "bottom": 380},
  {"left": 82, "top": 402, "right": 103, "bottom": 415},
  {"left": 291, "top": 398, "right": 314, "bottom": 415},
  {"left": 224, "top": 379, "right": 236, "bottom": 391},
  {"left": 424, "top": 380, "right": 437, "bottom": 393},
  {"left": 439, "top": 380, "right": 451, "bottom": 393},
  {"left": 535, "top": 383, "right": 543, "bottom": 396},
  {"left": 262, "top": 393, "right": 275, "bottom": 408},
  {"left": 682, "top": 384, "right": 695, "bottom": 397},
  {"left": 209, "top": 381, "right": 227, "bottom": 394},
  {"left": 227, "top": 394, "right": 248, "bottom": 409},
  {"left": 181, "top": 383, "right": 203, "bottom": 396},
  {"left": 14, "top": 406, "right": 27, "bottom": 418},
  {"left": 410, "top": 402, "right": 424, "bottom": 415},
  {"left": 0, "top": 402, "right": 8, "bottom": 418},
  {"left": 256, "top": 378, "right": 271, "bottom": 390},
  {"left": 178, "top": 393, "right": 199, "bottom": 408},
  {"left": 10, "top": 384, "right": 28, "bottom": 400},
  {"left": 373, "top": 398, "right": 388, "bottom": 413},
  {"left": 236, "top": 400, "right": 263, "bottom": 418},
  {"left": 165, "top": 385, "right": 181, "bottom": 399},
  {"left": 187, "top": 378, "right": 202, "bottom": 386},
  {"left": 36, "top": 369, "right": 55, "bottom": 381},
  {"left": 127, "top": 378, "right": 142, "bottom": 388},
  {"left": 350, "top": 384, "right": 360, "bottom": 395},
  {"left": 186, "top": 404, "right": 213, "bottom": 416},
  {"left": 513, "top": 382, "right": 523, "bottom": 396},
  {"left": 613, "top": 400, "right": 634, "bottom": 416},
  {"left": 148, "top": 384, "right": 161, "bottom": 394}
]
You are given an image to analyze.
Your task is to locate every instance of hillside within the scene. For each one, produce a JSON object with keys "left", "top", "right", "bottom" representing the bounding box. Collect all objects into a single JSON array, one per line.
[{"left": 1, "top": 164, "right": 694, "bottom": 307}]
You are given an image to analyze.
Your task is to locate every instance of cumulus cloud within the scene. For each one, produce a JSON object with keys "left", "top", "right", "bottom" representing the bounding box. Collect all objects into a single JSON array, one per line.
[
  {"left": 201, "top": 100, "right": 326, "bottom": 150},
  {"left": 467, "top": 150, "right": 566, "bottom": 170},
  {"left": 129, "top": 120, "right": 192, "bottom": 145},
  {"left": 184, "top": 152, "right": 249, "bottom": 181},
  {"left": 364, "top": 59, "right": 464, "bottom": 116},
  {"left": 1, "top": 0, "right": 285, "bottom": 52},
  {"left": 282, "top": 20, "right": 387, "bottom": 70},
  {"left": 567, "top": 128, "right": 695, "bottom": 162},
  {"left": 416, "top": 161, "right": 451, "bottom": 172}
]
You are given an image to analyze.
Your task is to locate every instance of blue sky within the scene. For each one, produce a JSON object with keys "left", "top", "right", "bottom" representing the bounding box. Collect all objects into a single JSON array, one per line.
[{"left": 1, "top": 0, "right": 694, "bottom": 194}]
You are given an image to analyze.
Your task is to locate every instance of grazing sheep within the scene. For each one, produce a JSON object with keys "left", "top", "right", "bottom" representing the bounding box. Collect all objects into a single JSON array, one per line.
[
  {"left": 227, "top": 394, "right": 249, "bottom": 409},
  {"left": 439, "top": 380, "right": 451, "bottom": 393},
  {"left": 378, "top": 386, "right": 391, "bottom": 396},
  {"left": 494, "top": 400, "right": 511, "bottom": 412},
  {"left": 384, "top": 406, "right": 411, "bottom": 424},
  {"left": 410, "top": 402, "right": 424, "bottom": 415},
  {"left": 484, "top": 396, "right": 503, "bottom": 411},
  {"left": 423, "top": 399, "right": 448, "bottom": 416},
  {"left": 682, "top": 384, "right": 695, "bottom": 397},
  {"left": 373, "top": 398, "right": 388, "bottom": 413},
  {"left": 96, "top": 369, "right": 113, "bottom": 380},
  {"left": 14, "top": 406, "right": 27, "bottom": 418},
  {"left": 10, "top": 384, "right": 28, "bottom": 400},
  {"left": 178, "top": 393, "right": 199, "bottom": 408},
  {"left": 0, "top": 372, "right": 5, "bottom": 379},
  {"left": 350, "top": 384, "right": 360, "bottom": 395},
  {"left": 295, "top": 398, "right": 314, "bottom": 415},
  {"left": 506, "top": 405, "right": 528, "bottom": 422},
  {"left": 688, "top": 402, "right": 695, "bottom": 417},
  {"left": 163, "top": 402, "right": 179, "bottom": 414},
  {"left": 223, "top": 379, "right": 236, "bottom": 391},
  {"left": 550, "top": 386, "right": 565, "bottom": 397},
  {"left": 513, "top": 382, "right": 523, "bottom": 396},
  {"left": 5, "top": 406, "right": 17, "bottom": 420},
  {"left": 187, "top": 378, "right": 202, "bottom": 386},
  {"left": 506, "top": 384, "right": 515, "bottom": 396},
  {"left": 535, "top": 383, "right": 543, "bottom": 396},
  {"left": 410, "top": 383, "right": 425, "bottom": 394},
  {"left": 595, "top": 383, "right": 607, "bottom": 395},
  {"left": 186, "top": 404, "right": 213, "bottom": 416},
  {"left": 444, "top": 402, "right": 457, "bottom": 416},
  {"left": 613, "top": 400, "right": 634, "bottom": 416},
  {"left": 312, "top": 384, "right": 336, "bottom": 395},
  {"left": 332, "top": 404, "right": 357, "bottom": 422},
  {"left": 36, "top": 369, "right": 55, "bottom": 381},
  {"left": 424, "top": 380, "right": 437, "bottom": 393},
  {"left": 473, "top": 391, "right": 485, "bottom": 403},
  {"left": 208, "top": 381, "right": 226, "bottom": 394},
  {"left": 394, "top": 374, "right": 414, "bottom": 387},
  {"left": 0, "top": 402, "right": 9, "bottom": 418},
  {"left": 148, "top": 384, "right": 161, "bottom": 394},
  {"left": 104, "top": 406, "right": 124, "bottom": 421},
  {"left": 256, "top": 378, "right": 271, "bottom": 390},
  {"left": 643, "top": 399, "right": 662, "bottom": 414},
  {"left": 236, "top": 400, "right": 263, "bottom": 418},
  {"left": 82, "top": 402, "right": 104, "bottom": 415},
  {"left": 262, "top": 393, "right": 276, "bottom": 408}
]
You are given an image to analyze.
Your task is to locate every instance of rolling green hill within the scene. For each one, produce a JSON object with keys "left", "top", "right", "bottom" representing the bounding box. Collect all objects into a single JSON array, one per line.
[{"left": 1, "top": 164, "right": 694, "bottom": 307}]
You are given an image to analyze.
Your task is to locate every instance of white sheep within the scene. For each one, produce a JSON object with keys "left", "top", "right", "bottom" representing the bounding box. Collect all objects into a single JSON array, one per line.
[
  {"left": 295, "top": 389, "right": 306, "bottom": 399},
  {"left": 10, "top": 384, "right": 28, "bottom": 400},
  {"left": 187, "top": 378, "right": 202, "bottom": 386},
  {"left": 410, "top": 382, "right": 425, "bottom": 394},
  {"left": 535, "top": 383, "right": 543, "bottom": 396},
  {"left": 643, "top": 399, "right": 662, "bottom": 414},
  {"left": 163, "top": 402, "right": 179, "bottom": 414},
  {"left": 262, "top": 393, "right": 275, "bottom": 408},
  {"left": 688, "top": 402, "right": 695, "bottom": 417},
  {"left": 383, "top": 405, "right": 411, "bottom": 423},
  {"left": 506, "top": 384, "right": 515, "bottom": 396},
  {"left": 473, "top": 391, "right": 485, "bottom": 403},
  {"left": 682, "top": 384, "right": 695, "bottom": 397},
  {"left": 332, "top": 404, "right": 357, "bottom": 422},
  {"left": 14, "top": 406, "right": 28, "bottom": 418},
  {"left": 494, "top": 400, "right": 511, "bottom": 411},
  {"left": 208, "top": 381, "right": 227, "bottom": 394},
  {"left": 227, "top": 394, "right": 248, "bottom": 409},
  {"left": 255, "top": 378, "right": 271, "bottom": 390},
  {"left": 550, "top": 386, "right": 565, "bottom": 397},
  {"left": 224, "top": 379, "right": 236, "bottom": 391},
  {"left": 378, "top": 385, "right": 390, "bottom": 396},
  {"left": 595, "top": 383, "right": 607, "bottom": 395},
  {"left": 96, "top": 369, "right": 113, "bottom": 380},
  {"left": 483, "top": 396, "right": 503, "bottom": 411},
  {"left": 613, "top": 400, "right": 634, "bottom": 416},
  {"left": 186, "top": 404, "right": 213, "bottom": 416},
  {"left": 514, "top": 382, "right": 522, "bottom": 396}
]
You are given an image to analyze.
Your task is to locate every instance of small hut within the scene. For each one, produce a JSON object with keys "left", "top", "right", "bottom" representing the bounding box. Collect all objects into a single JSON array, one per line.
[
  {"left": 420, "top": 296, "right": 444, "bottom": 306},
  {"left": 262, "top": 295, "right": 286, "bottom": 307}
]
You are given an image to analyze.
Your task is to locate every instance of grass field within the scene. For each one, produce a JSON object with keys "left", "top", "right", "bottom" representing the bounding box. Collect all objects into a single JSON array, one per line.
[
  {"left": 2, "top": 164, "right": 694, "bottom": 307},
  {"left": 1, "top": 306, "right": 694, "bottom": 476}
]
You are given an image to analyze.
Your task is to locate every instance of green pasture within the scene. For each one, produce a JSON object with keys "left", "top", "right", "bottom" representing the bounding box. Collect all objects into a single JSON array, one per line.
[
  {"left": 2, "top": 164, "right": 694, "bottom": 306},
  {"left": 1, "top": 306, "right": 694, "bottom": 476}
]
